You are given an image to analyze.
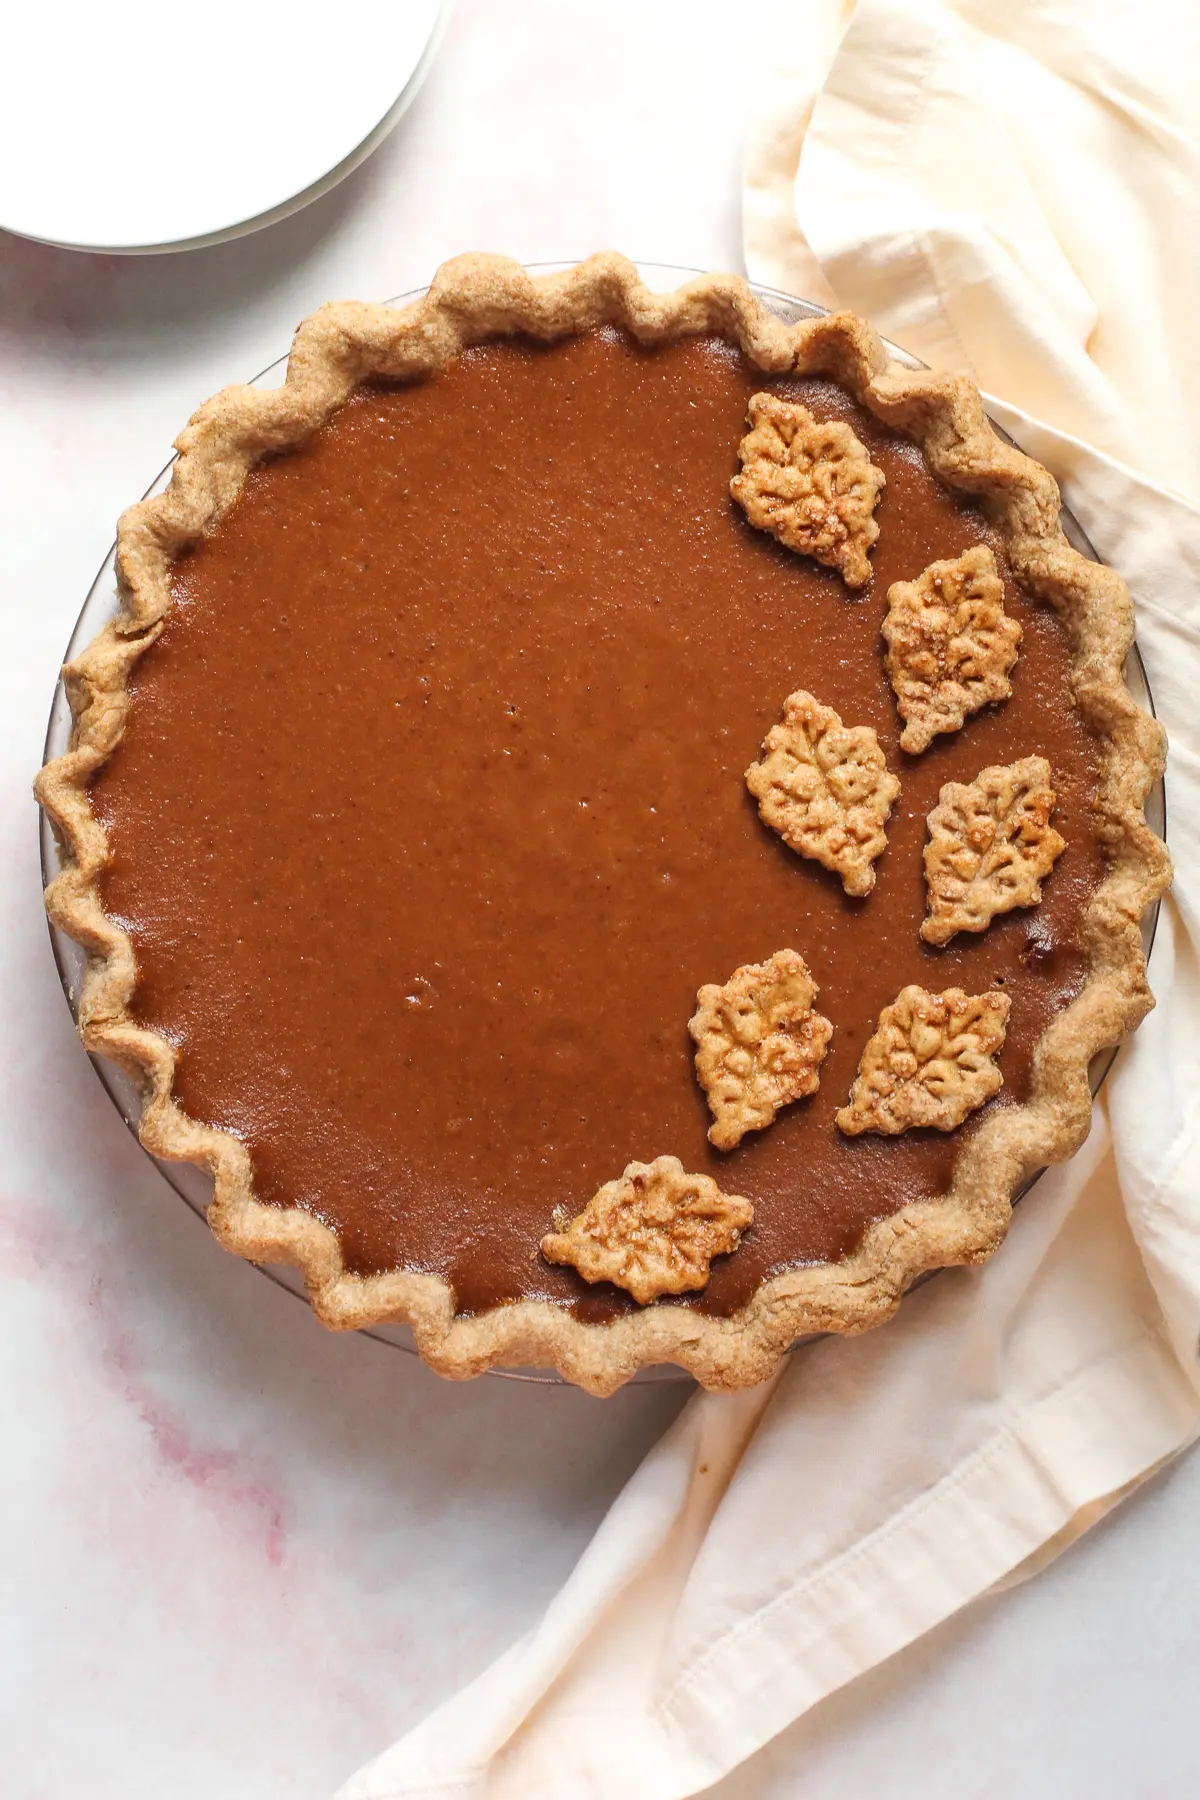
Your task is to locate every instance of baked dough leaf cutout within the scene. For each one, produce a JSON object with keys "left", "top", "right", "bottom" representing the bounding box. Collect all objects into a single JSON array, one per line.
[
  {"left": 922, "top": 755, "right": 1067, "bottom": 945},
  {"left": 731, "top": 392, "right": 886, "bottom": 588},
  {"left": 746, "top": 689, "right": 901, "bottom": 897},
  {"left": 540, "top": 1157, "right": 754, "bottom": 1305},
  {"left": 883, "top": 544, "right": 1022, "bottom": 754},
  {"left": 689, "top": 949, "right": 833, "bottom": 1151},
  {"left": 837, "top": 986, "right": 1011, "bottom": 1136}
]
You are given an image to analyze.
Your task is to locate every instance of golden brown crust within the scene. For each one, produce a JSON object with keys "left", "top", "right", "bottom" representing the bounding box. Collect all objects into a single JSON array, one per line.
[
  {"left": 922, "top": 756, "right": 1067, "bottom": 945},
  {"left": 731, "top": 392, "right": 886, "bottom": 587},
  {"left": 35, "top": 252, "right": 1171, "bottom": 1395},
  {"left": 540, "top": 1157, "right": 754, "bottom": 1304},
  {"left": 688, "top": 949, "right": 833, "bottom": 1151},
  {"left": 883, "top": 545, "right": 1021, "bottom": 754},
  {"left": 745, "top": 689, "right": 900, "bottom": 896},
  {"left": 837, "top": 986, "right": 1010, "bottom": 1136}
]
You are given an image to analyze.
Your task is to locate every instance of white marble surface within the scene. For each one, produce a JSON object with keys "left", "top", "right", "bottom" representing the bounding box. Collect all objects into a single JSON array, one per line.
[{"left": 2, "top": 3, "right": 1196, "bottom": 1795}]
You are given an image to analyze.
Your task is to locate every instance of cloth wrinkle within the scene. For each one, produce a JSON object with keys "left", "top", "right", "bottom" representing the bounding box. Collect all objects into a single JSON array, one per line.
[{"left": 650, "top": 1323, "right": 1161, "bottom": 1726}]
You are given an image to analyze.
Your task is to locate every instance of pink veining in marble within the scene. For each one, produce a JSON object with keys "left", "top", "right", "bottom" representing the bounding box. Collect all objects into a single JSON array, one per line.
[{"left": 1, "top": 1201, "right": 289, "bottom": 1568}]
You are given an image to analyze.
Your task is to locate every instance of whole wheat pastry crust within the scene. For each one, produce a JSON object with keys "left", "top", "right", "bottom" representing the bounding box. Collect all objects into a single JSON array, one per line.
[
  {"left": 689, "top": 949, "right": 833, "bottom": 1150},
  {"left": 744, "top": 689, "right": 900, "bottom": 897},
  {"left": 731, "top": 392, "right": 886, "bottom": 587},
  {"left": 540, "top": 1158, "right": 755, "bottom": 1304},
  {"left": 35, "top": 253, "right": 1170, "bottom": 1395},
  {"left": 837, "top": 986, "right": 1011, "bottom": 1136},
  {"left": 922, "top": 756, "right": 1067, "bottom": 945},
  {"left": 883, "top": 545, "right": 1022, "bottom": 754}
]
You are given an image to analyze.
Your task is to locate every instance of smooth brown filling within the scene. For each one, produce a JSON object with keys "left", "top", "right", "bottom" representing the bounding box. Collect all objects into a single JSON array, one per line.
[{"left": 92, "top": 329, "right": 1105, "bottom": 1322}]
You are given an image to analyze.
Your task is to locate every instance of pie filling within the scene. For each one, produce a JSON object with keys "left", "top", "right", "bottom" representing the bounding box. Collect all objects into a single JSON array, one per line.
[{"left": 91, "top": 329, "right": 1105, "bottom": 1322}]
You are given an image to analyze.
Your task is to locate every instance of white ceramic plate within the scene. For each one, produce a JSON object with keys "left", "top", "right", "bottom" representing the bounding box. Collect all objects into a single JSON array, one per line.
[
  {"left": 1, "top": 0, "right": 447, "bottom": 253},
  {"left": 39, "top": 264, "right": 1166, "bottom": 1380}
]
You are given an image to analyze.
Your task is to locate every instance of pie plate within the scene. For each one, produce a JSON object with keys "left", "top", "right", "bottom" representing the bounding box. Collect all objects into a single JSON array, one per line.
[
  {"left": 38, "top": 264, "right": 1166, "bottom": 1384},
  {"left": 1, "top": 1, "right": 448, "bottom": 253}
]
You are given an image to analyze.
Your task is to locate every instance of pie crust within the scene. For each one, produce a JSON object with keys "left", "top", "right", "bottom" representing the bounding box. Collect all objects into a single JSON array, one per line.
[
  {"left": 689, "top": 950, "right": 833, "bottom": 1150},
  {"left": 921, "top": 756, "right": 1068, "bottom": 945},
  {"left": 35, "top": 254, "right": 1170, "bottom": 1394},
  {"left": 540, "top": 1158, "right": 755, "bottom": 1305},
  {"left": 730, "top": 392, "right": 886, "bottom": 586},
  {"left": 744, "top": 689, "right": 900, "bottom": 897},
  {"left": 882, "top": 545, "right": 1022, "bottom": 753},
  {"left": 837, "top": 987, "right": 1011, "bottom": 1136}
]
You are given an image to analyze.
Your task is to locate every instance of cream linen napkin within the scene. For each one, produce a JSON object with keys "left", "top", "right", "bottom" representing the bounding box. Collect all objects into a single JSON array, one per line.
[{"left": 341, "top": 5, "right": 1200, "bottom": 1794}]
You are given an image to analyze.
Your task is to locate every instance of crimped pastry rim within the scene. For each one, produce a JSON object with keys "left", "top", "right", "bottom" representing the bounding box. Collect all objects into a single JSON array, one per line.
[{"left": 35, "top": 252, "right": 1171, "bottom": 1396}]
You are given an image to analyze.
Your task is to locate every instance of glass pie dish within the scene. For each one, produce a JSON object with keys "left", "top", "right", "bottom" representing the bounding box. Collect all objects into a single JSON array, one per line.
[{"left": 39, "top": 263, "right": 1166, "bottom": 1382}]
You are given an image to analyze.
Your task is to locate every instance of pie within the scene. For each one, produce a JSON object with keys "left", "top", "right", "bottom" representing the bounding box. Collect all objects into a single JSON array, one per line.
[{"left": 36, "top": 254, "right": 1170, "bottom": 1394}]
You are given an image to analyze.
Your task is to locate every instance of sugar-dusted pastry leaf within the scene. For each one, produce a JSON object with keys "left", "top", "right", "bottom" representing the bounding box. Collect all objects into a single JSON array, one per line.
[
  {"left": 837, "top": 986, "right": 1010, "bottom": 1136},
  {"left": 540, "top": 1157, "right": 753, "bottom": 1305},
  {"left": 746, "top": 689, "right": 900, "bottom": 897},
  {"left": 922, "top": 755, "right": 1066, "bottom": 945},
  {"left": 731, "top": 392, "right": 886, "bottom": 588},
  {"left": 689, "top": 949, "right": 833, "bottom": 1151},
  {"left": 883, "top": 544, "right": 1022, "bottom": 753}
]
